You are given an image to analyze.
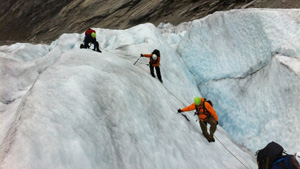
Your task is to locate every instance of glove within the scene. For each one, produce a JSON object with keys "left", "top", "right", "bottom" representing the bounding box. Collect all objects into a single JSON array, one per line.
[
  {"left": 140, "top": 54, "right": 143, "bottom": 57},
  {"left": 177, "top": 109, "right": 182, "bottom": 113},
  {"left": 216, "top": 121, "right": 218, "bottom": 125}
]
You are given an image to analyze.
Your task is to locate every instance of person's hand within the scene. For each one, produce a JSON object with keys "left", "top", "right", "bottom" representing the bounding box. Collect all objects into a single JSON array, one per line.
[
  {"left": 177, "top": 109, "right": 182, "bottom": 113},
  {"left": 140, "top": 54, "right": 143, "bottom": 57},
  {"left": 216, "top": 121, "right": 218, "bottom": 125}
]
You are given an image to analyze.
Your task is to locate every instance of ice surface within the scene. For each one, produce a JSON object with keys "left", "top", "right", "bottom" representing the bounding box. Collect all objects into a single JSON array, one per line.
[
  {"left": 176, "top": 9, "right": 300, "bottom": 153},
  {"left": 1, "top": 8, "right": 299, "bottom": 169}
]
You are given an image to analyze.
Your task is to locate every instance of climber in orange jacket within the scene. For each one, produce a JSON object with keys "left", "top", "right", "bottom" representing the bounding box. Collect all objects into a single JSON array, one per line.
[
  {"left": 141, "top": 49, "right": 163, "bottom": 83},
  {"left": 178, "top": 97, "right": 218, "bottom": 142}
]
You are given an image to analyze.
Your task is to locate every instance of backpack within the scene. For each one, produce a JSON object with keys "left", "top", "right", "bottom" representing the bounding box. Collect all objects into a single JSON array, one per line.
[
  {"left": 206, "top": 100, "right": 213, "bottom": 107},
  {"left": 256, "top": 142, "right": 287, "bottom": 169},
  {"left": 194, "top": 99, "right": 213, "bottom": 116}
]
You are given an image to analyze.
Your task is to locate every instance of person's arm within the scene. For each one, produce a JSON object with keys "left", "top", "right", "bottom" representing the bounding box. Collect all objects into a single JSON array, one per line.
[
  {"left": 141, "top": 54, "right": 152, "bottom": 58},
  {"left": 205, "top": 103, "right": 218, "bottom": 122},
  {"left": 181, "top": 103, "right": 196, "bottom": 112},
  {"left": 156, "top": 56, "right": 160, "bottom": 65}
]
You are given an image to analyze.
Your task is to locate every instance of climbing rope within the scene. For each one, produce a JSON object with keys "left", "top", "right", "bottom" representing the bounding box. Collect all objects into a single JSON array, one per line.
[
  {"left": 101, "top": 48, "right": 250, "bottom": 168},
  {"left": 162, "top": 84, "right": 186, "bottom": 106},
  {"left": 101, "top": 48, "right": 139, "bottom": 61},
  {"left": 162, "top": 84, "right": 250, "bottom": 169},
  {"left": 199, "top": 120, "right": 250, "bottom": 169}
]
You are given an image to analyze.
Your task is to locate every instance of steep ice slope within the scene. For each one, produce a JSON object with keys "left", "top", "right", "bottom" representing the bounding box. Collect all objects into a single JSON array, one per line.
[{"left": 177, "top": 9, "right": 300, "bottom": 152}]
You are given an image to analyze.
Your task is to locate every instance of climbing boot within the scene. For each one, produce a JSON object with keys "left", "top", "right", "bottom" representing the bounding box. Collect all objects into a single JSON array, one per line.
[
  {"left": 151, "top": 73, "right": 155, "bottom": 78},
  {"left": 210, "top": 135, "right": 215, "bottom": 142},
  {"left": 203, "top": 133, "right": 212, "bottom": 142}
]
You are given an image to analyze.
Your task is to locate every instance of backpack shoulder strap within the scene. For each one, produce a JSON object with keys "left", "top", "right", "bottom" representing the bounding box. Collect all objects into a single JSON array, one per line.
[{"left": 202, "top": 101, "right": 210, "bottom": 115}]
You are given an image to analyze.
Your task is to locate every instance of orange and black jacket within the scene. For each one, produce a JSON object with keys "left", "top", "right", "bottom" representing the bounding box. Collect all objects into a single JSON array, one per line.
[
  {"left": 141, "top": 54, "right": 160, "bottom": 67},
  {"left": 181, "top": 98, "right": 218, "bottom": 122}
]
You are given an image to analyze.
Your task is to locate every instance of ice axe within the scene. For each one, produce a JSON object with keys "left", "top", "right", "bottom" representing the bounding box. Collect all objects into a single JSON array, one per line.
[
  {"left": 177, "top": 110, "right": 190, "bottom": 122},
  {"left": 133, "top": 55, "right": 142, "bottom": 65}
]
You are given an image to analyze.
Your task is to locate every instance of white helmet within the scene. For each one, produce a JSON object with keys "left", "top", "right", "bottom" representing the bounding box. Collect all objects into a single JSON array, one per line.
[{"left": 152, "top": 54, "right": 157, "bottom": 61}]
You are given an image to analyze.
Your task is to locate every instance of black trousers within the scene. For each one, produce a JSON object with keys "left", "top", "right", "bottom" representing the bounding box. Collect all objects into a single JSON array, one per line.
[
  {"left": 84, "top": 35, "right": 100, "bottom": 51},
  {"left": 149, "top": 63, "right": 162, "bottom": 81}
]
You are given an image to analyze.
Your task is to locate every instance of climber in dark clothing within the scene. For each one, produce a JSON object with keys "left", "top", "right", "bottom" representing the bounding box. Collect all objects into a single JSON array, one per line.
[
  {"left": 140, "top": 49, "right": 163, "bottom": 83},
  {"left": 80, "top": 28, "right": 101, "bottom": 52}
]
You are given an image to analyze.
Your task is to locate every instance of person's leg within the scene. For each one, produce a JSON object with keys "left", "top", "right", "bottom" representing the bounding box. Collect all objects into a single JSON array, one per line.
[
  {"left": 84, "top": 36, "right": 90, "bottom": 48},
  {"left": 92, "top": 39, "right": 101, "bottom": 52},
  {"left": 207, "top": 116, "right": 217, "bottom": 141},
  {"left": 149, "top": 63, "right": 155, "bottom": 77},
  {"left": 155, "top": 66, "right": 162, "bottom": 83},
  {"left": 199, "top": 120, "right": 209, "bottom": 139}
]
